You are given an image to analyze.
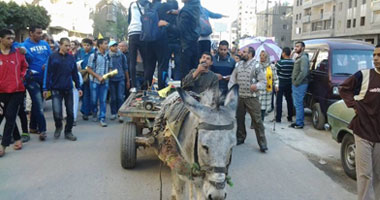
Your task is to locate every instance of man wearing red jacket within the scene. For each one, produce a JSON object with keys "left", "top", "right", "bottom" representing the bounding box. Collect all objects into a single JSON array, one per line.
[
  {"left": 0, "top": 29, "right": 28, "bottom": 157},
  {"left": 340, "top": 45, "right": 380, "bottom": 200}
]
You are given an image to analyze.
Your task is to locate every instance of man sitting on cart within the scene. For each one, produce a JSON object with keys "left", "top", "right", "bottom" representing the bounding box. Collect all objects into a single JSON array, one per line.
[{"left": 152, "top": 52, "right": 219, "bottom": 179}]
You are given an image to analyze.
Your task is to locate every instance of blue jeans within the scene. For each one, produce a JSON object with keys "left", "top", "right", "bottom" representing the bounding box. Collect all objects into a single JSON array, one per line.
[
  {"left": 26, "top": 79, "right": 46, "bottom": 132},
  {"left": 292, "top": 84, "right": 308, "bottom": 126},
  {"left": 52, "top": 90, "right": 74, "bottom": 133},
  {"left": 80, "top": 82, "right": 92, "bottom": 116},
  {"left": 90, "top": 81, "right": 109, "bottom": 120},
  {"left": 109, "top": 80, "right": 125, "bottom": 115}
]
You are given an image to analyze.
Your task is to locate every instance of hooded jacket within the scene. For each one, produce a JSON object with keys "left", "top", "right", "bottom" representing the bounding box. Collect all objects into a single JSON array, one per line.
[
  {"left": 108, "top": 50, "right": 128, "bottom": 82},
  {"left": 0, "top": 47, "right": 29, "bottom": 93},
  {"left": 176, "top": 0, "right": 200, "bottom": 48},
  {"left": 128, "top": 0, "right": 149, "bottom": 36}
]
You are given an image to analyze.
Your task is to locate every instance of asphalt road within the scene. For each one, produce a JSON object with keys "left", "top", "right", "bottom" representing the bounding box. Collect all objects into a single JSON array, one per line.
[{"left": 0, "top": 104, "right": 356, "bottom": 200}]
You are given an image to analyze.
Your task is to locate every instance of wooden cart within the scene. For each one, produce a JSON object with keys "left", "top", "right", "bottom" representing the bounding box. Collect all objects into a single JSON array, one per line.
[{"left": 118, "top": 91, "right": 162, "bottom": 169}]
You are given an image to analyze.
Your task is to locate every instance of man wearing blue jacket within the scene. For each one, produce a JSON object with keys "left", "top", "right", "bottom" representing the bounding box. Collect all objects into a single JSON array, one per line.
[
  {"left": 211, "top": 40, "right": 235, "bottom": 96},
  {"left": 23, "top": 26, "right": 52, "bottom": 141},
  {"left": 43, "top": 38, "right": 82, "bottom": 141},
  {"left": 108, "top": 41, "right": 129, "bottom": 122},
  {"left": 76, "top": 38, "right": 94, "bottom": 120},
  {"left": 198, "top": 6, "right": 227, "bottom": 58}
]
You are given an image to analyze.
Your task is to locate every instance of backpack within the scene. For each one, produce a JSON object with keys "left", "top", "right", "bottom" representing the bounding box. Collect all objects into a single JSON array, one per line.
[
  {"left": 136, "top": 2, "right": 162, "bottom": 42},
  {"left": 199, "top": 12, "right": 212, "bottom": 37}
]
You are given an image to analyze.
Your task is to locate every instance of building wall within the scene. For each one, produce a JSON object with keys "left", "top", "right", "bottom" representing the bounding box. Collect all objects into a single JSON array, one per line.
[
  {"left": 256, "top": 5, "right": 293, "bottom": 48},
  {"left": 292, "top": 0, "right": 380, "bottom": 44}
]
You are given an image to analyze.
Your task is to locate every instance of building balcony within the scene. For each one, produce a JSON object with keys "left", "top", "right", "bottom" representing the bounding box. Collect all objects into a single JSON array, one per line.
[
  {"left": 303, "top": 15, "right": 311, "bottom": 23},
  {"left": 373, "top": 0, "right": 380, "bottom": 11},
  {"left": 322, "top": 12, "right": 332, "bottom": 20}
]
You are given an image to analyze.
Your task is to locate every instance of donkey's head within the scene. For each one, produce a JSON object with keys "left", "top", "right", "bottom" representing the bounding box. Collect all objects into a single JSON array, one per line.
[{"left": 177, "top": 85, "right": 239, "bottom": 200}]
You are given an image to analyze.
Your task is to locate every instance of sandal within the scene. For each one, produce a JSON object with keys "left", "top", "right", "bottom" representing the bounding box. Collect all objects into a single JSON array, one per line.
[
  {"left": 0, "top": 146, "right": 6, "bottom": 157},
  {"left": 13, "top": 140, "right": 22, "bottom": 150}
]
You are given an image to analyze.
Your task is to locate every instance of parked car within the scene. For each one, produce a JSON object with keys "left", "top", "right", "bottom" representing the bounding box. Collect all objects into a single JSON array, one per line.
[
  {"left": 303, "top": 39, "right": 374, "bottom": 130},
  {"left": 325, "top": 100, "right": 356, "bottom": 179}
]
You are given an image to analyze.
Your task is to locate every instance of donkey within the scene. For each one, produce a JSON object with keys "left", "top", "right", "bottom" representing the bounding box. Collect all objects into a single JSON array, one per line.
[{"left": 171, "top": 85, "right": 238, "bottom": 200}]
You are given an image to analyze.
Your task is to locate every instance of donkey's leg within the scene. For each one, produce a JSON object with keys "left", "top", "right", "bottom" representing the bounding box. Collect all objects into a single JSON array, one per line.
[
  {"left": 171, "top": 172, "right": 186, "bottom": 200},
  {"left": 189, "top": 182, "right": 195, "bottom": 200}
]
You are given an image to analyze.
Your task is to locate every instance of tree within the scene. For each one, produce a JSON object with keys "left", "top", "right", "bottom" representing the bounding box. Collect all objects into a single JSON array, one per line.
[
  {"left": 92, "top": 0, "right": 128, "bottom": 41},
  {"left": 0, "top": 2, "right": 50, "bottom": 33}
]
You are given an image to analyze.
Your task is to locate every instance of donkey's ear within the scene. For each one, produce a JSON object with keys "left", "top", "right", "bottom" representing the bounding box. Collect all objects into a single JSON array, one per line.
[
  {"left": 177, "top": 88, "right": 210, "bottom": 118},
  {"left": 224, "top": 84, "right": 239, "bottom": 113}
]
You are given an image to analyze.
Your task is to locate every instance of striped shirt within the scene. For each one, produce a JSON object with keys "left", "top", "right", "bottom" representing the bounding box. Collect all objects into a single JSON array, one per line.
[{"left": 275, "top": 59, "right": 294, "bottom": 85}]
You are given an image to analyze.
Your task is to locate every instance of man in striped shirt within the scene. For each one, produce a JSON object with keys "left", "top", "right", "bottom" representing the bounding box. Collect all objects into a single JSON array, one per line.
[{"left": 275, "top": 47, "right": 294, "bottom": 123}]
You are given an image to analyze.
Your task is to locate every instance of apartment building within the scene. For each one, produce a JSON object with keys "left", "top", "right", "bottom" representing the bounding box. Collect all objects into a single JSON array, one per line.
[
  {"left": 256, "top": 4, "right": 293, "bottom": 48},
  {"left": 238, "top": 0, "right": 257, "bottom": 38},
  {"left": 292, "top": 0, "right": 380, "bottom": 44}
]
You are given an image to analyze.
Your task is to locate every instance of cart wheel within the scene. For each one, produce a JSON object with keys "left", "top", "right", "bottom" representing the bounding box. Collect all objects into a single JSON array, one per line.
[{"left": 121, "top": 122, "right": 137, "bottom": 169}]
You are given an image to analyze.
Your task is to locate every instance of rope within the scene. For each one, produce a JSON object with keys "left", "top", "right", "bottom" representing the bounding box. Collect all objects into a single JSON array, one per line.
[{"left": 159, "top": 161, "right": 163, "bottom": 200}]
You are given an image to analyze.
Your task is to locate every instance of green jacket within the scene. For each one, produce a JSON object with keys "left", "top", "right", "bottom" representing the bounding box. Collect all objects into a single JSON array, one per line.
[{"left": 292, "top": 52, "right": 310, "bottom": 86}]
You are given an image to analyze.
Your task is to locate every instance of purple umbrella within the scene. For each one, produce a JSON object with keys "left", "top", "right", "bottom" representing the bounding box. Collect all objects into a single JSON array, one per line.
[{"left": 240, "top": 37, "right": 282, "bottom": 62}]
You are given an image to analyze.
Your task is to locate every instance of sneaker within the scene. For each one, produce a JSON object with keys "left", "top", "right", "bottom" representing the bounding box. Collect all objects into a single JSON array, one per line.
[
  {"left": 21, "top": 133, "right": 30, "bottom": 143},
  {"left": 287, "top": 117, "right": 293, "bottom": 122},
  {"left": 82, "top": 115, "right": 89, "bottom": 121},
  {"left": 64, "top": 133, "right": 77, "bottom": 141},
  {"left": 118, "top": 115, "right": 124, "bottom": 123},
  {"left": 110, "top": 114, "right": 117, "bottom": 120},
  {"left": 100, "top": 120, "right": 108, "bottom": 127},
  {"left": 39, "top": 132, "right": 47, "bottom": 141},
  {"left": 260, "top": 144, "right": 268, "bottom": 153},
  {"left": 289, "top": 123, "right": 304, "bottom": 129},
  {"left": 54, "top": 127, "right": 62, "bottom": 139}
]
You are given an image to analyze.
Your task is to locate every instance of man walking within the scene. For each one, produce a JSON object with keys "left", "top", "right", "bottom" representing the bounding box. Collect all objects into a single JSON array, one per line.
[
  {"left": 86, "top": 39, "right": 111, "bottom": 127},
  {"left": 23, "top": 26, "right": 51, "bottom": 141},
  {"left": 43, "top": 38, "right": 82, "bottom": 141},
  {"left": 0, "top": 28, "right": 28, "bottom": 157},
  {"left": 108, "top": 41, "right": 129, "bottom": 122},
  {"left": 275, "top": 47, "right": 294, "bottom": 123},
  {"left": 76, "top": 38, "right": 94, "bottom": 120},
  {"left": 290, "top": 41, "right": 309, "bottom": 129},
  {"left": 340, "top": 45, "right": 380, "bottom": 200},
  {"left": 211, "top": 40, "right": 235, "bottom": 96},
  {"left": 229, "top": 47, "right": 268, "bottom": 152}
]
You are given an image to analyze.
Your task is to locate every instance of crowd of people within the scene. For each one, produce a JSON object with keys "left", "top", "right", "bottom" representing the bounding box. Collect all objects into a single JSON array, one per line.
[
  {"left": 1, "top": 0, "right": 379, "bottom": 199},
  {"left": 0, "top": 0, "right": 311, "bottom": 160}
]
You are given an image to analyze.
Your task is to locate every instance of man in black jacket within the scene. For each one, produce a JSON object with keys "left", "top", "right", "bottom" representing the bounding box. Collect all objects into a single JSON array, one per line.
[
  {"left": 43, "top": 38, "right": 82, "bottom": 141},
  {"left": 159, "top": 0, "right": 200, "bottom": 80}
]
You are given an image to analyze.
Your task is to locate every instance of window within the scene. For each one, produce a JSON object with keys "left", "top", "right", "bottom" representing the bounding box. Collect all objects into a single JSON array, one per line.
[
  {"left": 332, "top": 50, "right": 373, "bottom": 75},
  {"left": 300, "top": 0, "right": 303, "bottom": 6},
  {"left": 353, "top": 19, "right": 356, "bottom": 27},
  {"left": 299, "top": 13, "right": 302, "bottom": 20},
  {"left": 297, "top": 0, "right": 299, "bottom": 6},
  {"left": 354, "top": 0, "right": 358, "bottom": 7},
  {"left": 283, "top": 24, "right": 288, "bottom": 30},
  {"left": 339, "top": 3, "right": 343, "bottom": 11},
  {"left": 347, "top": 20, "right": 351, "bottom": 28},
  {"left": 362, "top": 0, "right": 366, "bottom": 4},
  {"left": 349, "top": 0, "right": 352, "bottom": 8},
  {"left": 320, "top": 9, "right": 324, "bottom": 19},
  {"left": 315, "top": 51, "right": 329, "bottom": 73},
  {"left": 360, "top": 17, "right": 365, "bottom": 26}
]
